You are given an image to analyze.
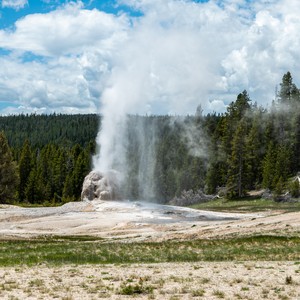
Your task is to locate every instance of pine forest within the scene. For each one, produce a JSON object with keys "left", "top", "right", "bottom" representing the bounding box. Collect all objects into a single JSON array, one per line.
[{"left": 1, "top": 72, "right": 300, "bottom": 205}]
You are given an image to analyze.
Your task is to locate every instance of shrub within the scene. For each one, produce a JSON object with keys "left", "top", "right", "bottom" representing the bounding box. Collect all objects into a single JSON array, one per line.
[
  {"left": 118, "top": 282, "right": 154, "bottom": 295},
  {"left": 290, "top": 180, "right": 300, "bottom": 198}
]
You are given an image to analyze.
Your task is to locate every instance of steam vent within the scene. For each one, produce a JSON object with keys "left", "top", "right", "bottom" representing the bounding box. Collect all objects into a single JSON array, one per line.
[{"left": 81, "top": 170, "right": 121, "bottom": 201}]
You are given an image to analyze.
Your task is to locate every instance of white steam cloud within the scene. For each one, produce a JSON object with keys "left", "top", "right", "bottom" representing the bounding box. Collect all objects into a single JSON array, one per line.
[
  {"left": 93, "top": 0, "right": 230, "bottom": 174},
  {"left": 91, "top": 0, "right": 300, "bottom": 193}
]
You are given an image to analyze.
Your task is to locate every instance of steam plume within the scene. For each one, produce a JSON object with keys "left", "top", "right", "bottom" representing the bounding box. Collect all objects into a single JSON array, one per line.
[{"left": 92, "top": 1, "right": 221, "bottom": 199}]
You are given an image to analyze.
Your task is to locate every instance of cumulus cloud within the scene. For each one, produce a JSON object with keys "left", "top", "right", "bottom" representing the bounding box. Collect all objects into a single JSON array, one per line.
[
  {"left": 0, "top": 1, "right": 129, "bottom": 114},
  {"left": 2, "top": 0, "right": 27, "bottom": 10},
  {"left": 220, "top": 0, "right": 300, "bottom": 105},
  {"left": 0, "top": 1, "right": 129, "bottom": 56},
  {"left": 0, "top": 53, "right": 104, "bottom": 114},
  {"left": 1, "top": 0, "right": 300, "bottom": 116}
]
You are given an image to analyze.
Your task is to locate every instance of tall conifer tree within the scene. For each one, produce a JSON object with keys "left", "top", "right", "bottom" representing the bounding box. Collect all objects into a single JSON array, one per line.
[
  {"left": 18, "top": 140, "right": 32, "bottom": 201},
  {"left": 226, "top": 120, "right": 248, "bottom": 198},
  {"left": 0, "top": 131, "right": 19, "bottom": 203}
]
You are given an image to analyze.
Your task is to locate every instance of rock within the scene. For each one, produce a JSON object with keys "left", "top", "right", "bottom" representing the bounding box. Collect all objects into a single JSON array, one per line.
[
  {"left": 99, "top": 190, "right": 111, "bottom": 200},
  {"left": 169, "top": 189, "right": 217, "bottom": 206},
  {"left": 261, "top": 189, "right": 273, "bottom": 200},
  {"left": 81, "top": 170, "right": 122, "bottom": 201}
]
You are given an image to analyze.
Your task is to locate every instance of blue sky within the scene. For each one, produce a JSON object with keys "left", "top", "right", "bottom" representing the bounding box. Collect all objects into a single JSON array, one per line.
[
  {"left": 0, "top": 0, "right": 211, "bottom": 29},
  {"left": 0, "top": 1, "right": 140, "bottom": 29},
  {"left": 0, "top": 0, "right": 300, "bottom": 115}
]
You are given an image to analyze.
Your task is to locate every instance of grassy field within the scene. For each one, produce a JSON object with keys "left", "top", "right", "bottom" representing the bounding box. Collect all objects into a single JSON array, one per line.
[
  {"left": 1, "top": 198, "right": 299, "bottom": 268},
  {"left": 0, "top": 235, "right": 299, "bottom": 266},
  {"left": 191, "top": 198, "right": 300, "bottom": 212},
  {"left": 1, "top": 202, "right": 299, "bottom": 299}
]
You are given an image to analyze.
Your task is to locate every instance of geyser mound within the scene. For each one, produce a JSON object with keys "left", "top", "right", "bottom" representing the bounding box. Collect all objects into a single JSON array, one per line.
[{"left": 81, "top": 170, "right": 122, "bottom": 201}]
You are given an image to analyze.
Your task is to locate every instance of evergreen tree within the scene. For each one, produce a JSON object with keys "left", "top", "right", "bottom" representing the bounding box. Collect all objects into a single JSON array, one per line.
[
  {"left": 274, "top": 145, "right": 291, "bottom": 184},
  {"left": 62, "top": 173, "right": 75, "bottom": 202},
  {"left": 24, "top": 169, "right": 38, "bottom": 203},
  {"left": 205, "top": 135, "right": 219, "bottom": 194},
  {"left": 273, "top": 176, "right": 285, "bottom": 201},
  {"left": 291, "top": 113, "right": 300, "bottom": 172},
  {"left": 262, "top": 143, "right": 291, "bottom": 189},
  {"left": 226, "top": 90, "right": 251, "bottom": 121},
  {"left": 72, "top": 151, "right": 90, "bottom": 199},
  {"left": 220, "top": 91, "right": 252, "bottom": 178},
  {"left": 52, "top": 148, "right": 67, "bottom": 201},
  {"left": 278, "top": 71, "right": 299, "bottom": 105},
  {"left": 264, "top": 107, "right": 276, "bottom": 145},
  {"left": 245, "top": 118, "right": 263, "bottom": 189},
  {"left": 18, "top": 139, "right": 33, "bottom": 201},
  {"left": 290, "top": 179, "right": 300, "bottom": 198},
  {"left": 205, "top": 163, "right": 219, "bottom": 194},
  {"left": 0, "top": 131, "right": 19, "bottom": 203},
  {"left": 262, "top": 143, "right": 277, "bottom": 189},
  {"left": 226, "top": 120, "right": 248, "bottom": 198}
]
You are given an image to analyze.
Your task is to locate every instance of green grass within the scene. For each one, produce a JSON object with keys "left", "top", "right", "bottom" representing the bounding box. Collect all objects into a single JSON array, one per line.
[
  {"left": 0, "top": 202, "right": 64, "bottom": 208},
  {"left": 191, "top": 198, "right": 300, "bottom": 212},
  {"left": 0, "top": 235, "right": 299, "bottom": 266}
]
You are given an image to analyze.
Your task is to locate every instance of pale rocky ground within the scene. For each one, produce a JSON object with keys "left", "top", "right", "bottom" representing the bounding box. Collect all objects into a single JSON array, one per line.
[
  {"left": 0, "top": 200, "right": 300, "bottom": 299},
  {"left": 0, "top": 200, "right": 299, "bottom": 241},
  {"left": 0, "top": 262, "right": 299, "bottom": 299}
]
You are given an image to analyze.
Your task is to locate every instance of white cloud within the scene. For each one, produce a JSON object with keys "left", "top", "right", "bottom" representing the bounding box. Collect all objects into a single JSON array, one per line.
[
  {"left": 220, "top": 0, "right": 300, "bottom": 104},
  {"left": 2, "top": 0, "right": 27, "bottom": 10},
  {"left": 0, "top": 1, "right": 129, "bottom": 114},
  {"left": 0, "top": 1, "right": 129, "bottom": 56},
  {"left": 0, "top": 54, "right": 100, "bottom": 114},
  {"left": 206, "top": 99, "right": 227, "bottom": 114},
  {"left": 1, "top": 0, "right": 300, "bottom": 116}
]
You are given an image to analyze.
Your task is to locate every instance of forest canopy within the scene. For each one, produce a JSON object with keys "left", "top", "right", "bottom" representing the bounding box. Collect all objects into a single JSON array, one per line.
[{"left": 0, "top": 72, "right": 300, "bottom": 204}]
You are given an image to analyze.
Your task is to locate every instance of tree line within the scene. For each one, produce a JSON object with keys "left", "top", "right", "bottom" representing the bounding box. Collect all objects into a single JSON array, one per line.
[
  {"left": 124, "top": 72, "right": 300, "bottom": 202},
  {"left": 0, "top": 114, "right": 98, "bottom": 204},
  {"left": 0, "top": 72, "right": 300, "bottom": 204},
  {"left": 205, "top": 72, "right": 300, "bottom": 199}
]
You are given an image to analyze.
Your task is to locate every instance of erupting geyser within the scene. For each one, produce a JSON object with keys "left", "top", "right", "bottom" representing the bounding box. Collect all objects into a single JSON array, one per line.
[
  {"left": 81, "top": 170, "right": 122, "bottom": 201},
  {"left": 80, "top": 4, "right": 214, "bottom": 202}
]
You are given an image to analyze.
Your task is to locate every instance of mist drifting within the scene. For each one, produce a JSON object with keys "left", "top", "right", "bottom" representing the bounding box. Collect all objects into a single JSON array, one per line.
[
  {"left": 91, "top": 1, "right": 225, "bottom": 197},
  {"left": 89, "top": 0, "right": 300, "bottom": 200}
]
